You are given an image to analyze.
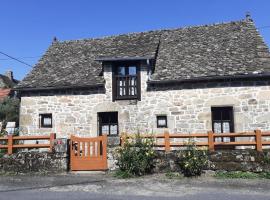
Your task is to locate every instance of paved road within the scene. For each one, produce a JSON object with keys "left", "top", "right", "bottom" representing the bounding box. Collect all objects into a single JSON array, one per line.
[
  {"left": 0, "top": 190, "right": 269, "bottom": 200},
  {"left": 0, "top": 173, "right": 269, "bottom": 200}
]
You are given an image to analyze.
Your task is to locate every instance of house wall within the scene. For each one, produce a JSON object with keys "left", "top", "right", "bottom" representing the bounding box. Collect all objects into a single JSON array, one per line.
[{"left": 19, "top": 62, "right": 270, "bottom": 139}]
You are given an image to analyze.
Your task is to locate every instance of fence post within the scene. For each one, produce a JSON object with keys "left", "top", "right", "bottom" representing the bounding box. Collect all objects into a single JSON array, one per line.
[
  {"left": 164, "top": 131, "right": 170, "bottom": 152},
  {"left": 49, "top": 133, "right": 56, "bottom": 153},
  {"left": 255, "top": 129, "right": 262, "bottom": 152},
  {"left": 7, "top": 135, "right": 13, "bottom": 155},
  {"left": 103, "top": 134, "right": 108, "bottom": 169},
  {"left": 208, "top": 131, "right": 214, "bottom": 151}
]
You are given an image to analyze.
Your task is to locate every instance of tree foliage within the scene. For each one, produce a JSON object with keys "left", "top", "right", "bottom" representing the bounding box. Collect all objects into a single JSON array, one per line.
[{"left": 0, "top": 97, "right": 20, "bottom": 129}]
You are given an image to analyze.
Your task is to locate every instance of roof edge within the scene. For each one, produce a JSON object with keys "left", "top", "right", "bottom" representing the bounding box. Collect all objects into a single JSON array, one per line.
[
  {"left": 95, "top": 56, "right": 155, "bottom": 62},
  {"left": 13, "top": 83, "right": 104, "bottom": 92},
  {"left": 148, "top": 73, "right": 270, "bottom": 85}
]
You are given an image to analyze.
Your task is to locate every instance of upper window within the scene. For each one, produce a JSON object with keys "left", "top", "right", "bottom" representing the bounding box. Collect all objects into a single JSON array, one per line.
[
  {"left": 113, "top": 63, "right": 140, "bottom": 100},
  {"left": 39, "top": 113, "right": 52, "bottom": 128},
  {"left": 211, "top": 107, "right": 234, "bottom": 133}
]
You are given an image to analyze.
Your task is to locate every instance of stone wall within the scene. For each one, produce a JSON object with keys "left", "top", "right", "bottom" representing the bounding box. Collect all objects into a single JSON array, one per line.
[
  {"left": 154, "top": 150, "right": 270, "bottom": 173},
  {"left": 19, "top": 61, "right": 270, "bottom": 139},
  {"left": 0, "top": 151, "right": 68, "bottom": 174}
]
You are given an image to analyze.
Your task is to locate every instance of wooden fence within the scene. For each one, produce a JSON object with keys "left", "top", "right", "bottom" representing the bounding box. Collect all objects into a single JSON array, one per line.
[
  {"left": 121, "top": 130, "right": 270, "bottom": 152},
  {"left": 0, "top": 133, "right": 56, "bottom": 154}
]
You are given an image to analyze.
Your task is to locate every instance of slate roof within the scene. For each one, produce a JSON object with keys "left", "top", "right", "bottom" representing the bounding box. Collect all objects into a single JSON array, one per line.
[
  {"left": 0, "top": 74, "right": 18, "bottom": 88},
  {"left": 152, "top": 20, "right": 270, "bottom": 81},
  {"left": 16, "top": 18, "right": 270, "bottom": 89},
  {"left": 16, "top": 31, "right": 161, "bottom": 89}
]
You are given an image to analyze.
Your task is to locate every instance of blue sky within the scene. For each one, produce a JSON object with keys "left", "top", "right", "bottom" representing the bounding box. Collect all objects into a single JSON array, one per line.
[{"left": 1, "top": 0, "right": 270, "bottom": 80}]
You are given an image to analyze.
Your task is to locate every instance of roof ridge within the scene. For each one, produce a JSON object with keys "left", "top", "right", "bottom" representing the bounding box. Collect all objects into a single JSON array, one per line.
[{"left": 57, "top": 18, "right": 249, "bottom": 44}]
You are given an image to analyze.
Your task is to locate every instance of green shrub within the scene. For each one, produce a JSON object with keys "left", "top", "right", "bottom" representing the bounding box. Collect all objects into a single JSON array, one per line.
[
  {"left": 0, "top": 97, "right": 20, "bottom": 129},
  {"left": 178, "top": 139, "right": 208, "bottom": 177},
  {"left": 260, "top": 172, "right": 270, "bottom": 179},
  {"left": 113, "top": 133, "right": 156, "bottom": 177}
]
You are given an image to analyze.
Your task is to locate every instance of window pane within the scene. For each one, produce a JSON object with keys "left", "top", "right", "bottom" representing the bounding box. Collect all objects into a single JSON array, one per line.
[
  {"left": 214, "top": 122, "right": 222, "bottom": 142},
  {"left": 129, "top": 87, "right": 134, "bottom": 96},
  {"left": 110, "top": 113, "right": 118, "bottom": 123},
  {"left": 223, "top": 122, "right": 230, "bottom": 133},
  {"left": 158, "top": 119, "right": 166, "bottom": 126},
  {"left": 119, "top": 80, "right": 125, "bottom": 86},
  {"left": 43, "top": 117, "right": 52, "bottom": 126},
  {"left": 110, "top": 125, "right": 118, "bottom": 135},
  {"left": 101, "top": 125, "right": 109, "bottom": 135},
  {"left": 222, "top": 109, "right": 231, "bottom": 120},
  {"left": 214, "top": 122, "right": 222, "bottom": 133},
  {"left": 212, "top": 109, "right": 222, "bottom": 120},
  {"left": 128, "top": 66, "right": 136, "bottom": 75},
  {"left": 117, "top": 66, "right": 125, "bottom": 75}
]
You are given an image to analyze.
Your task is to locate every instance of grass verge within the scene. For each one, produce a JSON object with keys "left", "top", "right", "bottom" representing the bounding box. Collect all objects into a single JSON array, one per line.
[
  {"left": 165, "top": 171, "right": 184, "bottom": 179},
  {"left": 215, "top": 171, "right": 270, "bottom": 179},
  {"left": 112, "top": 170, "right": 134, "bottom": 179}
]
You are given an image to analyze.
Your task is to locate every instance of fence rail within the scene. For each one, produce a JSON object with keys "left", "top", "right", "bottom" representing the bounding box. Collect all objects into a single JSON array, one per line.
[
  {"left": 121, "top": 130, "right": 270, "bottom": 152},
  {"left": 0, "top": 133, "right": 56, "bottom": 154}
]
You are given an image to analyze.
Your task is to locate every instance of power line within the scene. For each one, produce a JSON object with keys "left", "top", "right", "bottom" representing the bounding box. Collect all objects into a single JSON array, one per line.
[
  {"left": 0, "top": 51, "right": 33, "bottom": 68},
  {"left": 0, "top": 56, "right": 41, "bottom": 61}
]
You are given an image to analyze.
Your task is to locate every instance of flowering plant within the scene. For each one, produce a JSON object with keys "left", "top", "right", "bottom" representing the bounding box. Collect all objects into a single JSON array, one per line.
[
  {"left": 113, "top": 133, "right": 156, "bottom": 177},
  {"left": 178, "top": 139, "right": 208, "bottom": 177}
]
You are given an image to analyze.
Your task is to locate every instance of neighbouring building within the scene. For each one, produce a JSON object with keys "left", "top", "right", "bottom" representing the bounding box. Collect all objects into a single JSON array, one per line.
[
  {"left": 15, "top": 16, "right": 270, "bottom": 146},
  {"left": 0, "top": 71, "right": 19, "bottom": 100}
]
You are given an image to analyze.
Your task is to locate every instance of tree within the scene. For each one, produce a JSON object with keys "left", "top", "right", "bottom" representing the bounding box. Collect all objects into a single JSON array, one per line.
[{"left": 0, "top": 97, "right": 20, "bottom": 130}]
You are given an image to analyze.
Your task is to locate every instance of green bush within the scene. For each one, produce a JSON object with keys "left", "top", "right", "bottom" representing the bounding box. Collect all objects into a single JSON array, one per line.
[
  {"left": 178, "top": 139, "right": 208, "bottom": 177},
  {"left": 113, "top": 133, "right": 156, "bottom": 177},
  {"left": 0, "top": 97, "right": 20, "bottom": 129}
]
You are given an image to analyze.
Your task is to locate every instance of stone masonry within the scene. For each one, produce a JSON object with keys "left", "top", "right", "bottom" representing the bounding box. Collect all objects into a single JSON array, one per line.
[{"left": 19, "top": 62, "right": 270, "bottom": 139}]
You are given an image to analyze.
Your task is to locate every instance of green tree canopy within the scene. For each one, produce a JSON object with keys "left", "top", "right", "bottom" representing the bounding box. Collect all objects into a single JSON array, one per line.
[{"left": 0, "top": 97, "right": 20, "bottom": 129}]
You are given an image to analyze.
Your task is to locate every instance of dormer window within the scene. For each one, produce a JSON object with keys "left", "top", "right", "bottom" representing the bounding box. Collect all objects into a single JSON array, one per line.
[{"left": 112, "top": 62, "right": 141, "bottom": 100}]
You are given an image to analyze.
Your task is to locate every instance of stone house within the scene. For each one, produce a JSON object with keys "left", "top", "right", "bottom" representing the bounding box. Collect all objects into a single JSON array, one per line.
[{"left": 15, "top": 17, "right": 270, "bottom": 145}]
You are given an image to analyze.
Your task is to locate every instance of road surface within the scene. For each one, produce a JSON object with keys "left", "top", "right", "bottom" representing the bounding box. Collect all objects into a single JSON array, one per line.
[{"left": 0, "top": 173, "right": 269, "bottom": 200}]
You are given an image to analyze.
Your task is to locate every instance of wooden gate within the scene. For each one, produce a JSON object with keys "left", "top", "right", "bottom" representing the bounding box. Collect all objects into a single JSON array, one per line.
[{"left": 70, "top": 135, "right": 108, "bottom": 171}]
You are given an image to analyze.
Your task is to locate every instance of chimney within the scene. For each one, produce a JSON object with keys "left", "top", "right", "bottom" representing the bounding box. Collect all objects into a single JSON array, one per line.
[
  {"left": 5, "top": 70, "right": 13, "bottom": 81},
  {"left": 245, "top": 11, "right": 253, "bottom": 22},
  {"left": 52, "top": 36, "right": 58, "bottom": 43}
]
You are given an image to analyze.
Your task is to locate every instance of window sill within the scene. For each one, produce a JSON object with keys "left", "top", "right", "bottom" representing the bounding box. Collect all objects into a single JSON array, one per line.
[{"left": 114, "top": 97, "right": 139, "bottom": 101}]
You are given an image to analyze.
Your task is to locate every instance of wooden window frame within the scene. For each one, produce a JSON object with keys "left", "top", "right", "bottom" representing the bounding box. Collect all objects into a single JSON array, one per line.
[
  {"left": 98, "top": 112, "right": 119, "bottom": 137},
  {"left": 39, "top": 113, "right": 53, "bottom": 128},
  {"left": 157, "top": 115, "right": 168, "bottom": 128},
  {"left": 112, "top": 62, "right": 141, "bottom": 101},
  {"left": 211, "top": 106, "right": 235, "bottom": 143}
]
